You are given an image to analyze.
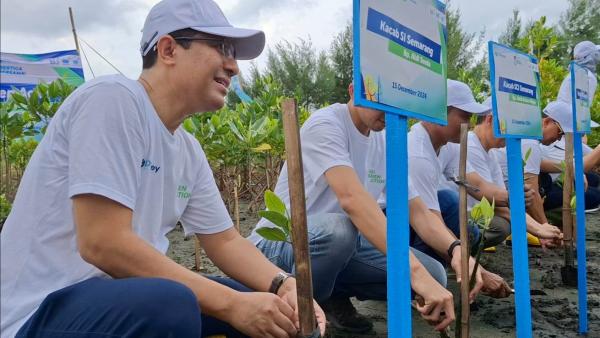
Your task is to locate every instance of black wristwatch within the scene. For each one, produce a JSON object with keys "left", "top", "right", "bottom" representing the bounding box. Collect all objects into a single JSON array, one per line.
[
  {"left": 269, "top": 272, "right": 293, "bottom": 294},
  {"left": 447, "top": 240, "right": 462, "bottom": 259}
]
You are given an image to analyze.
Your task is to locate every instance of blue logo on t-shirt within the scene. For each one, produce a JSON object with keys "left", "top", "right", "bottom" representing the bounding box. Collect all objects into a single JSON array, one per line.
[{"left": 141, "top": 159, "right": 160, "bottom": 173}]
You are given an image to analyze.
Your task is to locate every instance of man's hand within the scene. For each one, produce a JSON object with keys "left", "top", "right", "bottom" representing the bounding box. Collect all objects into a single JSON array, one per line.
[
  {"left": 536, "top": 223, "right": 563, "bottom": 250},
  {"left": 277, "top": 278, "right": 326, "bottom": 336},
  {"left": 450, "top": 246, "right": 483, "bottom": 303},
  {"left": 411, "top": 272, "right": 455, "bottom": 331},
  {"left": 229, "top": 292, "right": 298, "bottom": 337},
  {"left": 480, "top": 268, "right": 512, "bottom": 298},
  {"left": 523, "top": 184, "right": 536, "bottom": 207}
]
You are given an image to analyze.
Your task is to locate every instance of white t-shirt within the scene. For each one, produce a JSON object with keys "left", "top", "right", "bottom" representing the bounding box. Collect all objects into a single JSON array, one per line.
[
  {"left": 522, "top": 139, "right": 542, "bottom": 175},
  {"left": 490, "top": 148, "right": 509, "bottom": 187},
  {"left": 408, "top": 122, "right": 471, "bottom": 212},
  {"left": 249, "top": 103, "right": 416, "bottom": 244},
  {"left": 437, "top": 142, "right": 476, "bottom": 192},
  {"left": 0, "top": 75, "right": 232, "bottom": 337},
  {"left": 541, "top": 137, "right": 594, "bottom": 181},
  {"left": 557, "top": 68, "right": 598, "bottom": 105},
  {"left": 463, "top": 132, "right": 505, "bottom": 209}
]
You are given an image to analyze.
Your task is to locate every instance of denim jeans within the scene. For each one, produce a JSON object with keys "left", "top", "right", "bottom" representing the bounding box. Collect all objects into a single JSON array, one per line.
[
  {"left": 256, "top": 213, "right": 447, "bottom": 303},
  {"left": 17, "top": 276, "right": 250, "bottom": 338},
  {"left": 410, "top": 189, "right": 481, "bottom": 266}
]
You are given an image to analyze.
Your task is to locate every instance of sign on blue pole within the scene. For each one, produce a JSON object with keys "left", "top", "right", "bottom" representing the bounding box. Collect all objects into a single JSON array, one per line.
[
  {"left": 354, "top": 1, "right": 447, "bottom": 336},
  {"left": 489, "top": 41, "right": 541, "bottom": 338},
  {"left": 570, "top": 61, "right": 589, "bottom": 334}
]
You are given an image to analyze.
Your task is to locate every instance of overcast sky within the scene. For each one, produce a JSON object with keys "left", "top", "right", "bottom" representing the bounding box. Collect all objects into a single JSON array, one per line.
[{"left": 1, "top": 0, "right": 569, "bottom": 80}]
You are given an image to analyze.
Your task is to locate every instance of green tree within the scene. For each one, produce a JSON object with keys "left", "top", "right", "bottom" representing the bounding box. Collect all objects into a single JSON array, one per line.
[
  {"left": 265, "top": 38, "right": 335, "bottom": 109},
  {"left": 329, "top": 23, "right": 353, "bottom": 103},
  {"left": 446, "top": 5, "right": 485, "bottom": 80},
  {"left": 498, "top": 9, "right": 522, "bottom": 47},
  {"left": 559, "top": 0, "right": 600, "bottom": 65},
  {"left": 515, "top": 16, "right": 562, "bottom": 62}
]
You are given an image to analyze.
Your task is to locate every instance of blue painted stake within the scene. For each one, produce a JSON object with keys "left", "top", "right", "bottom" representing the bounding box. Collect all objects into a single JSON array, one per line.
[
  {"left": 386, "top": 113, "right": 411, "bottom": 337},
  {"left": 506, "top": 138, "right": 533, "bottom": 338},
  {"left": 573, "top": 133, "right": 588, "bottom": 334}
]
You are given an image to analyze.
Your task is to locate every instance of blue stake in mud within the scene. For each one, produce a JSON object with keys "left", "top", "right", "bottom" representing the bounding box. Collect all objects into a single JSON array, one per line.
[
  {"left": 385, "top": 114, "right": 411, "bottom": 337},
  {"left": 506, "top": 139, "right": 533, "bottom": 338},
  {"left": 353, "top": 1, "right": 448, "bottom": 336},
  {"left": 569, "top": 61, "right": 590, "bottom": 334},
  {"left": 489, "top": 41, "right": 541, "bottom": 338}
]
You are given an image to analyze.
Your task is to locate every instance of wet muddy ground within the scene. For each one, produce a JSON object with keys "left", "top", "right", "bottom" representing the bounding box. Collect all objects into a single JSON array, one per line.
[{"left": 167, "top": 206, "right": 600, "bottom": 337}]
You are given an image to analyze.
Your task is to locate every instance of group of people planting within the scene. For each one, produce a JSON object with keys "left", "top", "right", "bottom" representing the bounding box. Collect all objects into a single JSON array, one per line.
[{"left": 1, "top": 0, "right": 599, "bottom": 337}]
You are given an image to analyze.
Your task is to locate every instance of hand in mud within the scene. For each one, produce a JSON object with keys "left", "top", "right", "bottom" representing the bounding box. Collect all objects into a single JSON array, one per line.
[
  {"left": 480, "top": 268, "right": 512, "bottom": 298},
  {"left": 229, "top": 291, "right": 298, "bottom": 338},
  {"left": 537, "top": 223, "right": 563, "bottom": 250},
  {"left": 412, "top": 281, "right": 456, "bottom": 331},
  {"left": 450, "top": 247, "right": 483, "bottom": 303},
  {"left": 277, "top": 278, "right": 326, "bottom": 337},
  {"left": 523, "top": 184, "right": 536, "bottom": 207}
]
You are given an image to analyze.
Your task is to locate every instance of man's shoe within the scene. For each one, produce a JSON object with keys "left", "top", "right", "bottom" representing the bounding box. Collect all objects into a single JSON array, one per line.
[{"left": 321, "top": 297, "right": 373, "bottom": 333}]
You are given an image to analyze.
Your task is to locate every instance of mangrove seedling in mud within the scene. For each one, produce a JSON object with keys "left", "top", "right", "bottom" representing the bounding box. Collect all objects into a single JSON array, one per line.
[{"left": 256, "top": 190, "right": 292, "bottom": 243}]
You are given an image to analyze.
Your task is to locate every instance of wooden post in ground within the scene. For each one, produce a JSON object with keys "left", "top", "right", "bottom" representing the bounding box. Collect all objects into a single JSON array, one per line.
[
  {"left": 194, "top": 237, "right": 202, "bottom": 272},
  {"left": 234, "top": 175, "right": 241, "bottom": 232},
  {"left": 562, "top": 133, "right": 576, "bottom": 285},
  {"left": 458, "top": 123, "right": 470, "bottom": 338},
  {"left": 282, "top": 98, "right": 319, "bottom": 338}
]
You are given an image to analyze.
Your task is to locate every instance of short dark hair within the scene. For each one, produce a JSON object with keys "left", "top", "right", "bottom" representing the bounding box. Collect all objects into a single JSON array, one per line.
[{"left": 142, "top": 28, "right": 198, "bottom": 69}]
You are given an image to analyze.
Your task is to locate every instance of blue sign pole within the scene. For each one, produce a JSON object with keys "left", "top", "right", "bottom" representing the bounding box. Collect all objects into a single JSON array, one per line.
[
  {"left": 505, "top": 139, "right": 533, "bottom": 338},
  {"left": 573, "top": 133, "right": 588, "bottom": 334},
  {"left": 386, "top": 113, "right": 411, "bottom": 337},
  {"left": 570, "top": 61, "right": 589, "bottom": 334}
]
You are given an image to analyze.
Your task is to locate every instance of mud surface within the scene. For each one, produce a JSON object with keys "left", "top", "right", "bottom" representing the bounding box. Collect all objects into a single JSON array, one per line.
[{"left": 167, "top": 205, "right": 600, "bottom": 337}]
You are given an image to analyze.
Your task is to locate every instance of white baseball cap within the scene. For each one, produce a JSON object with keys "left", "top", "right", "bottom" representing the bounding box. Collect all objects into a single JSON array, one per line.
[
  {"left": 574, "top": 41, "right": 600, "bottom": 60},
  {"left": 447, "top": 79, "right": 490, "bottom": 114},
  {"left": 140, "top": 0, "right": 265, "bottom": 60},
  {"left": 543, "top": 101, "right": 573, "bottom": 133}
]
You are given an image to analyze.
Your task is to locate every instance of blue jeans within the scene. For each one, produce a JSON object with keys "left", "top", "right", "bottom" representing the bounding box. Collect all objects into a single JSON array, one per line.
[
  {"left": 17, "top": 276, "right": 250, "bottom": 338},
  {"left": 410, "top": 189, "right": 481, "bottom": 266},
  {"left": 256, "top": 213, "right": 447, "bottom": 303}
]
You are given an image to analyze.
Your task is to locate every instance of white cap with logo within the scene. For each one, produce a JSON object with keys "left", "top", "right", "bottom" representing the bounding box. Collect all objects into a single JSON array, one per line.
[
  {"left": 447, "top": 79, "right": 490, "bottom": 115},
  {"left": 543, "top": 101, "right": 573, "bottom": 133},
  {"left": 574, "top": 41, "right": 600, "bottom": 61},
  {"left": 140, "top": 0, "right": 265, "bottom": 60}
]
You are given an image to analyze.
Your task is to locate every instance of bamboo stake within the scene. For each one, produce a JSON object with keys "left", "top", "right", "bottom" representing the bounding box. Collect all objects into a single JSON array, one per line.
[
  {"left": 68, "top": 7, "right": 81, "bottom": 54},
  {"left": 281, "top": 99, "right": 319, "bottom": 338},
  {"left": 234, "top": 175, "right": 240, "bottom": 232},
  {"left": 194, "top": 237, "right": 202, "bottom": 272},
  {"left": 458, "top": 123, "right": 470, "bottom": 338},
  {"left": 563, "top": 133, "right": 575, "bottom": 268}
]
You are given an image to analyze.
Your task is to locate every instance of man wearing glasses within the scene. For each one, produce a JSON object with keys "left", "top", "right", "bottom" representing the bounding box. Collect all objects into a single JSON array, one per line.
[{"left": 1, "top": 1, "right": 325, "bottom": 337}]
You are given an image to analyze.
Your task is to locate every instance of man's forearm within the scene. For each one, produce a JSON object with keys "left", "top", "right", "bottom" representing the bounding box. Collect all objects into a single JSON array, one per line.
[
  {"left": 199, "top": 230, "right": 287, "bottom": 292},
  {"left": 341, "top": 190, "right": 388, "bottom": 254},
  {"left": 409, "top": 199, "right": 456, "bottom": 260}
]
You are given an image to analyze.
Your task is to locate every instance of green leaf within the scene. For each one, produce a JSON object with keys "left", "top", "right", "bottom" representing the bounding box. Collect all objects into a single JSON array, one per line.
[
  {"left": 258, "top": 210, "right": 289, "bottom": 232},
  {"left": 264, "top": 190, "right": 287, "bottom": 215},
  {"left": 256, "top": 227, "right": 288, "bottom": 242}
]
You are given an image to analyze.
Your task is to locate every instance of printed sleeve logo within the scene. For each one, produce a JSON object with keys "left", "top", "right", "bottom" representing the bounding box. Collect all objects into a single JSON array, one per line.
[
  {"left": 177, "top": 185, "right": 191, "bottom": 199},
  {"left": 141, "top": 159, "right": 160, "bottom": 173},
  {"left": 368, "top": 169, "right": 385, "bottom": 184}
]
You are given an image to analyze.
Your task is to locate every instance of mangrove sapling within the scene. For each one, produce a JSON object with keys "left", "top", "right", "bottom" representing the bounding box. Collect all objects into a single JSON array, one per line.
[{"left": 256, "top": 189, "right": 293, "bottom": 243}]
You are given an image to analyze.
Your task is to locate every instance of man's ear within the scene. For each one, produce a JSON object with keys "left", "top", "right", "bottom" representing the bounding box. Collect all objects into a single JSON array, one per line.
[
  {"left": 348, "top": 82, "right": 354, "bottom": 98},
  {"left": 155, "top": 35, "right": 178, "bottom": 66}
]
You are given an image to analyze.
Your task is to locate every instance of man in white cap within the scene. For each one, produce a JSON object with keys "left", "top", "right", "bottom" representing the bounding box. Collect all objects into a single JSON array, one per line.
[
  {"left": 557, "top": 40, "right": 599, "bottom": 104},
  {"left": 249, "top": 82, "right": 484, "bottom": 334},
  {"left": 0, "top": 1, "right": 325, "bottom": 337},
  {"left": 408, "top": 79, "right": 512, "bottom": 298},
  {"left": 438, "top": 98, "right": 563, "bottom": 250}
]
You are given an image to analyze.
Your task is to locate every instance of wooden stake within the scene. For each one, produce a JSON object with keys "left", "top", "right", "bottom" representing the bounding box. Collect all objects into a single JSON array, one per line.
[
  {"left": 563, "top": 133, "right": 575, "bottom": 267},
  {"left": 458, "top": 123, "right": 470, "bottom": 338},
  {"left": 68, "top": 7, "right": 81, "bottom": 54},
  {"left": 281, "top": 99, "right": 318, "bottom": 337},
  {"left": 234, "top": 176, "right": 240, "bottom": 232}
]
